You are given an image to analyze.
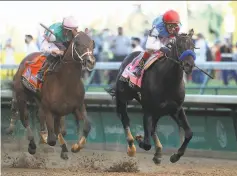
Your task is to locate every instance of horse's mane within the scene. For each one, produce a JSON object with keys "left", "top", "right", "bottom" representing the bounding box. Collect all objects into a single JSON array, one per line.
[{"left": 179, "top": 33, "right": 188, "bottom": 37}]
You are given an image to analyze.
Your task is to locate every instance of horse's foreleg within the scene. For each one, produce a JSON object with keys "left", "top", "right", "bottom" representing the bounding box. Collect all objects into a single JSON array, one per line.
[
  {"left": 170, "top": 108, "right": 193, "bottom": 163},
  {"left": 71, "top": 104, "right": 90, "bottom": 153},
  {"left": 17, "top": 95, "right": 36, "bottom": 155},
  {"left": 60, "top": 116, "right": 67, "bottom": 137},
  {"left": 54, "top": 117, "right": 68, "bottom": 160},
  {"left": 38, "top": 107, "right": 48, "bottom": 144},
  {"left": 44, "top": 110, "right": 56, "bottom": 146},
  {"left": 117, "top": 99, "right": 136, "bottom": 157},
  {"left": 151, "top": 116, "right": 163, "bottom": 165},
  {"left": 170, "top": 114, "right": 185, "bottom": 145},
  {"left": 135, "top": 113, "right": 152, "bottom": 151}
]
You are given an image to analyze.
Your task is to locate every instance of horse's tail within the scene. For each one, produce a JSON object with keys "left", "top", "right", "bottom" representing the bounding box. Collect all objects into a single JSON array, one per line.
[{"left": 104, "top": 84, "right": 116, "bottom": 98}]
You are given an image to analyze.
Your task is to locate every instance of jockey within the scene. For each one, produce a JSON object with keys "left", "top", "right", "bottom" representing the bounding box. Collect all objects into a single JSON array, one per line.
[
  {"left": 132, "top": 10, "right": 181, "bottom": 77},
  {"left": 36, "top": 16, "right": 79, "bottom": 82}
]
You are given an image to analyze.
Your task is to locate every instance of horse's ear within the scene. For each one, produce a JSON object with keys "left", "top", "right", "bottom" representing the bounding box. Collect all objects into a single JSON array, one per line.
[
  {"left": 188, "top": 29, "right": 194, "bottom": 37},
  {"left": 92, "top": 40, "right": 95, "bottom": 49}
]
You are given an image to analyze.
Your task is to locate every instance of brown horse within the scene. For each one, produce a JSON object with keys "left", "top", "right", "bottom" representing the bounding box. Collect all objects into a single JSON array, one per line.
[{"left": 10, "top": 31, "right": 95, "bottom": 160}]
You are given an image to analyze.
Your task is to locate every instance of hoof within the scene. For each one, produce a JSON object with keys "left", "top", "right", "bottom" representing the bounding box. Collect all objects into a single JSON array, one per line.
[
  {"left": 47, "top": 134, "right": 56, "bottom": 146},
  {"left": 170, "top": 153, "right": 181, "bottom": 163},
  {"left": 47, "top": 140, "right": 56, "bottom": 146},
  {"left": 61, "top": 152, "right": 69, "bottom": 160},
  {"left": 71, "top": 144, "right": 81, "bottom": 153},
  {"left": 143, "top": 144, "right": 152, "bottom": 151},
  {"left": 28, "top": 147, "right": 36, "bottom": 155},
  {"left": 153, "top": 156, "right": 162, "bottom": 165},
  {"left": 127, "top": 144, "right": 136, "bottom": 157}
]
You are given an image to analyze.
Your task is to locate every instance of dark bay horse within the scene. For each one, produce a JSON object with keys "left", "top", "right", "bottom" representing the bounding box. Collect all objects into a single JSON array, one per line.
[
  {"left": 10, "top": 31, "right": 95, "bottom": 159},
  {"left": 105, "top": 29, "right": 196, "bottom": 164}
]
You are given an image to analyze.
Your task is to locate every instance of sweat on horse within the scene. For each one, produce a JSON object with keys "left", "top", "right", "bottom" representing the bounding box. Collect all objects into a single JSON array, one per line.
[
  {"left": 105, "top": 29, "right": 196, "bottom": 164},
  {"left": 9, "top": 31, "right": 95, "bottom": 160}
]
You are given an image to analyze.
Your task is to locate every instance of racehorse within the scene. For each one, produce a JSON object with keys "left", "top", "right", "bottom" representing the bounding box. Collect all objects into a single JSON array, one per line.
[
  {"left": 9, "top": 31, "right": 95, "bottom": 160},
  {"left": 105, "top": 29, "right": 197, "bottom": 164}
]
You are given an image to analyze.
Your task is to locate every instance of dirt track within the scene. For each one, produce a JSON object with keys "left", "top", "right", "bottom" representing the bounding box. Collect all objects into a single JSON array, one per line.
[{"left": 1, "top": 143, "right": 237, "bottom": 176}]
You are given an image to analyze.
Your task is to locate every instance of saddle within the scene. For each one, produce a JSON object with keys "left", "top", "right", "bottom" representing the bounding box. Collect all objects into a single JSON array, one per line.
[{"left": 120, "top": 51, "right": 164, "bottom": 89}]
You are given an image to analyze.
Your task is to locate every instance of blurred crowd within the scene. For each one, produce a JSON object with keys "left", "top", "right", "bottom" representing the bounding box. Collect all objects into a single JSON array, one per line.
[{"left": 2, "top": 26, "right": 237, "bottom": 86}]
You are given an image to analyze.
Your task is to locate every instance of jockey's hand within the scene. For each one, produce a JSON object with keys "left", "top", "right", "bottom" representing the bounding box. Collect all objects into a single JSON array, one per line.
[
  {"left": 52, "top": 50, "right": 64, "bottom": 56},
  {"left": 160, "top": 46, "right": 171, "bottom": 56}
]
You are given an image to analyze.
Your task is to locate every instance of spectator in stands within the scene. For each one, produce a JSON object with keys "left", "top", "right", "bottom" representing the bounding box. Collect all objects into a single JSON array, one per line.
[
  {"left": 101, "top": 28, "right": 114, "bottom": 61},
  {"left": 24, "top": 35, "right": 39, "bottom": 56},
  {"left": 192, "top": 33, "right": 207, "bottom": 84},
  {"left": 90, "top": 29, "right": 103, "bottom": 84},
  {"left": 131, "top": 37, "right": 144, "bottom": 52},
  {"left": 85, "top": 28, "right": 90, "bottom": 35},
  {"left": 220, "top": 38, "right": 237, "bottom": 85},
  {"left": 108, "top": 27, "right": 131, "bottom": 84},
  {"left": 212, "top": 40, "right": 222, "bottom": 80},
  {"left": 4, "top": 38, "right": 15, "bottom": 78},
  {"left": 110, "top": 27, "right": 131, "bottom": 61}
]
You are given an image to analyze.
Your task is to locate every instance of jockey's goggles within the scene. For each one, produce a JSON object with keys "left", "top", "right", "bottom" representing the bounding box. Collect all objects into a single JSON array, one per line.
[{"left": 166, "top": 23, "right": 179, "bottom": 29}]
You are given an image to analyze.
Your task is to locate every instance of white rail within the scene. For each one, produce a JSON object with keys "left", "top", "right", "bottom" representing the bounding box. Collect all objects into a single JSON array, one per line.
[
  {"left": 1, "top": 90, "right": 237, "bottom": 104},
  {"left": 1, "top": 62, "right": 237, "bottom": 70}
]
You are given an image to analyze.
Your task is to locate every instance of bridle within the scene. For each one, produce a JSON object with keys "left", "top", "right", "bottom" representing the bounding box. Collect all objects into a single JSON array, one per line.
[
  {"left": 61, "top": 32, "right": 93, "bottom": 66},
  {"left": 163, "top": 34, "right": 213, "bottom": 78},
  {"left": 71, "top": 33, "right": 93, "bottom": 62},
  {"left": 164, "top": 34, "right": 194, "bottom": 69}
]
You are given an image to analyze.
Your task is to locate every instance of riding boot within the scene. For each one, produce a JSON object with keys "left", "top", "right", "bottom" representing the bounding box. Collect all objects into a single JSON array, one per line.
[
  {"left": 36, "top": 60, "right": 49, "bottom": 82},
  {"left": 36, "top": 54, "right": 55, "bottom": 82},
  {"left": 132, "top": 52, "right": 151, "bottom": 77}
]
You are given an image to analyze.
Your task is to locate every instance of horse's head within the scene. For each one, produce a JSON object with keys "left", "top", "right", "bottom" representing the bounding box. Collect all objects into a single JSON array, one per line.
[
  {"left": 170, "top": 29, "right": 196, "bottom": 75},
  {"left": 71, "top": 31, "right": 96, "bottom": 71}
]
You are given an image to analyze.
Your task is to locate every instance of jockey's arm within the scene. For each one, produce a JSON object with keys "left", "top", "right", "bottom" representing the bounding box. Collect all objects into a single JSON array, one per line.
[
  {"left": 145, "top": 27, "right": 171, "bottom": 55},
  {"left": 145, "top": 27, "right": 163, "bottom": 53},
  {"left": 40, "top": 39, "right": 63, "bottom": 56}
]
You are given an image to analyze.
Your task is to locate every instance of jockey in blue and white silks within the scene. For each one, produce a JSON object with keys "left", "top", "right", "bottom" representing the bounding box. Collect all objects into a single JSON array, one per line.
[{"left": 132, "top": 10, "right": 181, "bottom": 77}]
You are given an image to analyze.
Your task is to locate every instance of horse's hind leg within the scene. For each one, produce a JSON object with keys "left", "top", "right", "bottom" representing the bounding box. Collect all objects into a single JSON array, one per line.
[
  {"left": 17, "top": 93, "right": 36, "bottom": 154},
  {"left": 6, "top": 95, "right": 19, "bottom": 134},
  {"left": 71, "top": 104, "right": 91, "bottom": 153},
  {"left": 170, "top": 108, "right": 193, "bottom": 163},
  {"left": 54, "top": 117, "right": 69, "bottom": 160},
  {"left": 151, "top": 116, "right": 163, "bottom": 165},
  {"left": 117, "top": 98, "right": 136, "bottom": 157}
]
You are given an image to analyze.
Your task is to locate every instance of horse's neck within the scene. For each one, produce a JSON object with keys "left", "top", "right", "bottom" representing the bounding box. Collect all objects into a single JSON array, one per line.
[
  {"left": 57, "top": 52, "right": 82, "bottom": 84},
  {"left": 163, "top": 59, "right": 184, "bottom": 86}
]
